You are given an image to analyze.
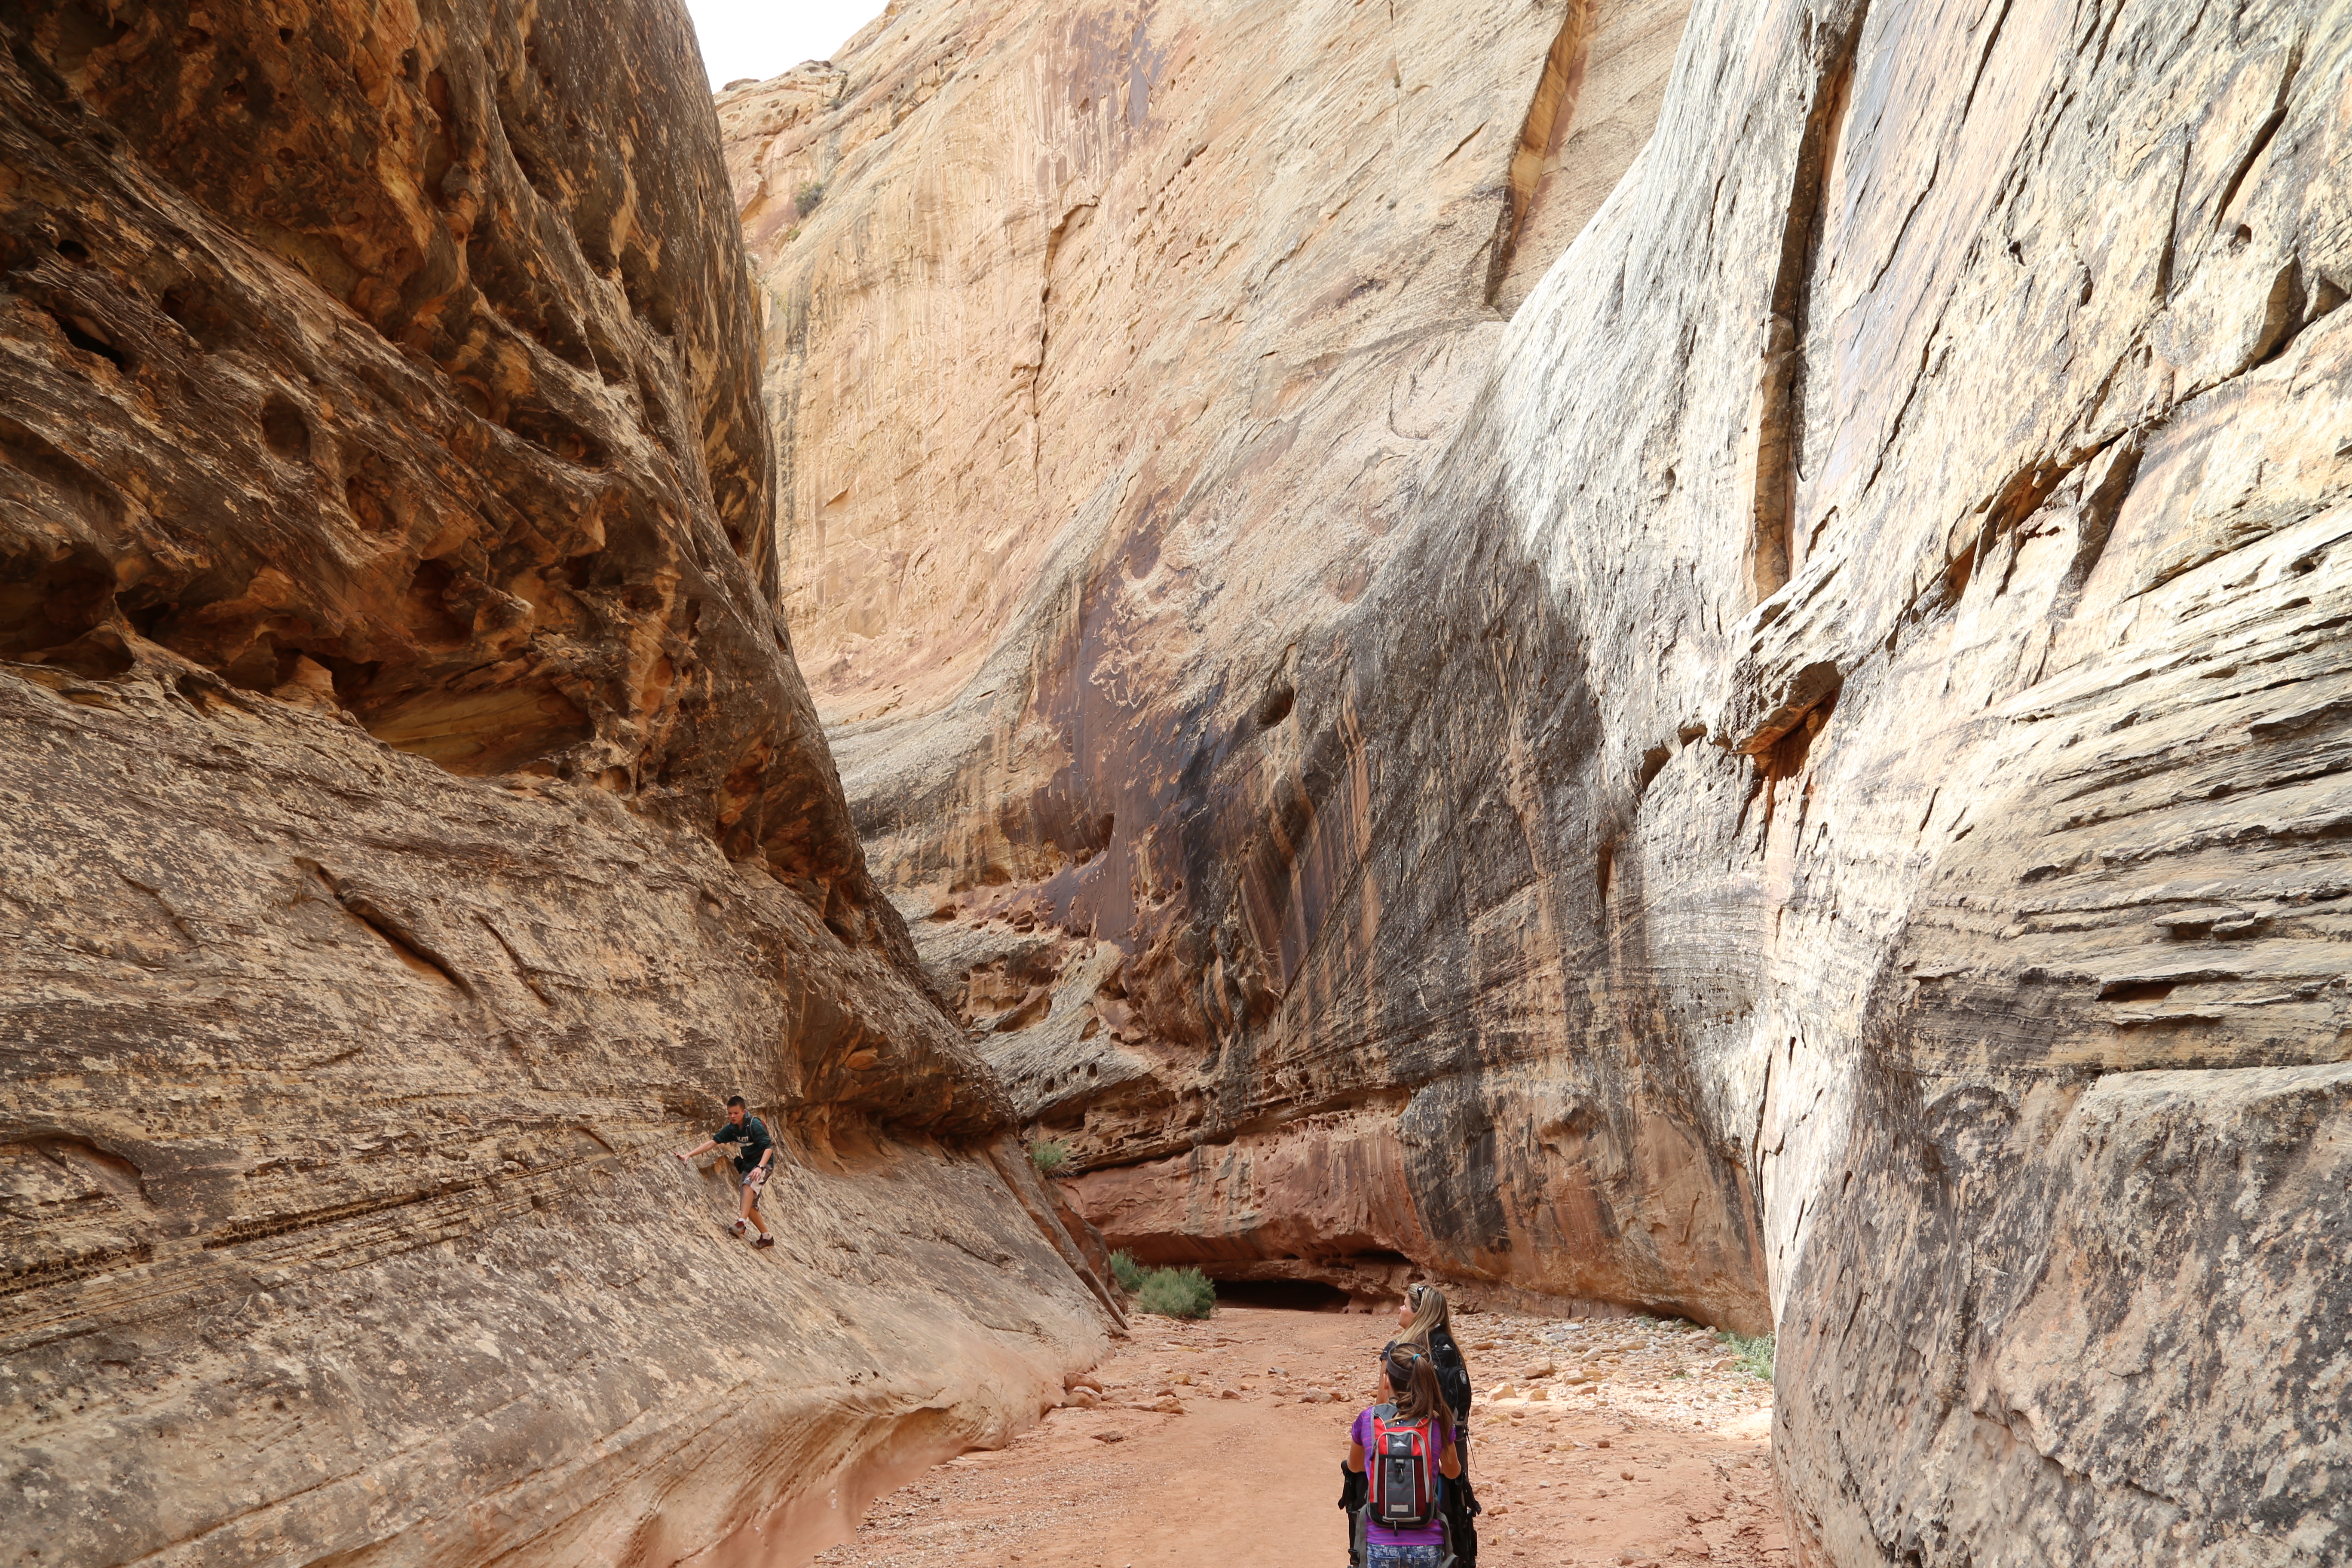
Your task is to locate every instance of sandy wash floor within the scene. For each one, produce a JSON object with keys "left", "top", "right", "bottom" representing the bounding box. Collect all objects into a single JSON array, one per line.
[{"left": 809, "top": 1304, "right": 1792, "bottom": 1567}]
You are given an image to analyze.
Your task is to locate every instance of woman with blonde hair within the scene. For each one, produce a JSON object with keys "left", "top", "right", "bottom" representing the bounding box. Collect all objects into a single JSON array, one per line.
[
  {"left": 1392, "top": 1283, "right": 1480, "bottom": 1564},
  {"left": 1391, "top": 1282, "right": 1473, "bottom": 1424}
]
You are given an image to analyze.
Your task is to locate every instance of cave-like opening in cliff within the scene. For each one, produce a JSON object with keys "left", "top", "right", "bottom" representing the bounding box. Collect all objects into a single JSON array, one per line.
[{"left": 1213, "top": 1279, "right": 1354, "bottom": 1311}]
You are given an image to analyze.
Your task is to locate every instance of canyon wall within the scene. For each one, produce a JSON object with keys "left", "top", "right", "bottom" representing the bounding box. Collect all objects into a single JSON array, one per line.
[
  {"left": 746, "top": 0, "right": 2352, "bottom": 1562},
  {"left": 0, "top": 3, "right": 1113, "bottom": 1565},
  {"left": 724, "top": 0, "right": 1743, "bottom": 1320}
]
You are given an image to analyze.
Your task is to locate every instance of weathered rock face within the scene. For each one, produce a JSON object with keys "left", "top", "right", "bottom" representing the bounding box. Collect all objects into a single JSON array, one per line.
[
  {"left": 0, "top": 3, "right": 1113, "bottom": 1564},
  {"left": 747, "top": 0, "right": 2352, "bottom": 1560},
  {"left": 725, "top": 0, "right": 1738, "bottom": 1319},
  {"left": 722, "top": 0, "right": 1693, "bottom": 729}
]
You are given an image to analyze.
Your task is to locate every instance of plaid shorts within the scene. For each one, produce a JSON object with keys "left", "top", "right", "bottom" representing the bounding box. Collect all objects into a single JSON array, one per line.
[
  {"left": 1365, "top": 1546, "right": 1444, "bottom": 1568},
  {"left": 741, "top": 1166, "right": 768, "bottom": 1190}
]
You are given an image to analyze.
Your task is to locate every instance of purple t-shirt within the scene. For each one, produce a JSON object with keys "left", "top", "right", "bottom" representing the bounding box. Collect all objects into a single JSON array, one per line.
[{"left": 1352, "top": 1406, "right": 1453, "bottom": 1547}]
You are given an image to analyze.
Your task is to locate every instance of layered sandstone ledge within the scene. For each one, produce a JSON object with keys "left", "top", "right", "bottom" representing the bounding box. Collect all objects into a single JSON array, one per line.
[
  {"left": 745, "top": 0, "right": 2352, "bottom": 1562},
  {"left": 0, "top": 3, "right": 1113, "bottom": 1564}
]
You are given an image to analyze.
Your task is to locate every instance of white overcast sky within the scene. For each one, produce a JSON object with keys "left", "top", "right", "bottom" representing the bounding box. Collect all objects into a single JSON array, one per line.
[{"left": 682, "top": 0, "right": 887, "bottom": 89}]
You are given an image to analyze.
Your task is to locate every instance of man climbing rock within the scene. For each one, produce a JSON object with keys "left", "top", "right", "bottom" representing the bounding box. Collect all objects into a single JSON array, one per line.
[{"left": 675, "top": 1095, "right": 777, "bottom": 1247}]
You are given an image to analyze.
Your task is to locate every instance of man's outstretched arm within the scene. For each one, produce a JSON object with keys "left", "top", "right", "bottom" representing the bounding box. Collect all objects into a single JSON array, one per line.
[{"left": 675, "top": 1139, "right": 720, "bottom": 1162}]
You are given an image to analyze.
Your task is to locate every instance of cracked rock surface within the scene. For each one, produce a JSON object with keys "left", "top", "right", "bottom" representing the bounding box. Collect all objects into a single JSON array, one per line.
[
  {"left": 746, "top": 0, "right": 2352, "bottom": 1561},
  {"left": 0, "top": 3, "right": 1112, "bottom": 1564}
]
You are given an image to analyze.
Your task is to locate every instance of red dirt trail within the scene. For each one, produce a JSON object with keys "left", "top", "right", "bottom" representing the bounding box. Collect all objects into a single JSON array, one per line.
[{"left": 810, "top": 1305, "right": 1792, "bottom": 1567}]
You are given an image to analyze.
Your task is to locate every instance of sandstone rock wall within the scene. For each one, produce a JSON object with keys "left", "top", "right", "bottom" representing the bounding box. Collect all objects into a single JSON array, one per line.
[
  {"left": 723, "top": 0, "right": 1693, "bottom": 729},
  {"left": 749, "top": 0, "right": 2352, "bottom": 1561},
  {"left": 0, "top": 3, "right": 1112, "bottom": 1564},
  {"left": 726, "top": 0, "right": 1731, "bottom": 1317}
]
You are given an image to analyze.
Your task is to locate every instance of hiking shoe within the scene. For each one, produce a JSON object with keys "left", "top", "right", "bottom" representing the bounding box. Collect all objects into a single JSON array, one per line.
[
  {"left": 730, "top": 1219, "right": 747, "bottom": 1237},
  {"left": 755, "top": 1234, "right": 776, "bottom": 1249}
]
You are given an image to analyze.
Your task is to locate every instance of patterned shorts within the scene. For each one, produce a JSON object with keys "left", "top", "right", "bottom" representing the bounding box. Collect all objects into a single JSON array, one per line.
[
  {"left": 741, "top": 1166, "right": 768, "bottom": 1190},
  {"left": 1365, "top": 1545, "right": 1444, "bottom": 1568}
]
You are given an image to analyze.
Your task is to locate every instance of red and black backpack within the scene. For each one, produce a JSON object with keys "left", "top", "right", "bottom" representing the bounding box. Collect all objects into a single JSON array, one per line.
[{"left": 1366, "top": 1403, "right": 1440, "bottom": 1530}]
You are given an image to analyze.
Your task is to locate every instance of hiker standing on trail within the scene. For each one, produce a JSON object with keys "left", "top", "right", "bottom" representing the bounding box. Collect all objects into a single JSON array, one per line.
[
  {"left": 1345, "top": 1284, "right": 1481, "bottom": 1566},
  {"left": 1346, "top": 1344, "right": 1463, "bottom": 1568},
  {"left": 1390, "top": 1283, "right": 1480, "bottom": 1563},
  {"left": 1390, "top": 1283, "right": 1475, "bottom": 1428},
  {"left": 674, "top": 1095, "right": 776, "bottom": 1249}
]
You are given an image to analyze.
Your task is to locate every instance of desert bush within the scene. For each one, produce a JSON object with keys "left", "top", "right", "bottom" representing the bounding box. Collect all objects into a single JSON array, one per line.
[
  {"left": 1136, "top": 1265, "right": 1216, "bottom": 1319},
  {"left": 794, "top": 180, "right": 826, "bottom": 216},
  {"left": 1108, "top": 1249, "right": 1146, "bottom": 1292},
  {"left": 1717, "top": 1330, "right": 1774, "bottom": 1379},
  {"left": 1028, "top": 1139, "right": 1069, "bottom": 1175}
]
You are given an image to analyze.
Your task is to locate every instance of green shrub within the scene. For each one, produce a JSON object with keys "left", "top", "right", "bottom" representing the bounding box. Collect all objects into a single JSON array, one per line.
[
  {"left": 1101, "top": 1251, "right": 1214, "bottom": 1317},
  {"left": 1136, "top": 1265, "right": 1217, "bottom": 1319},
  {"left": 1028, "top": 1139, "right": 1069, "bottom": 1175},
  {"left": 793, "top": 180, "right": 826, "bottom": 216},
  {"left": 1717, "top": 1330, "right": 1774, "bottom": 1379}
]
